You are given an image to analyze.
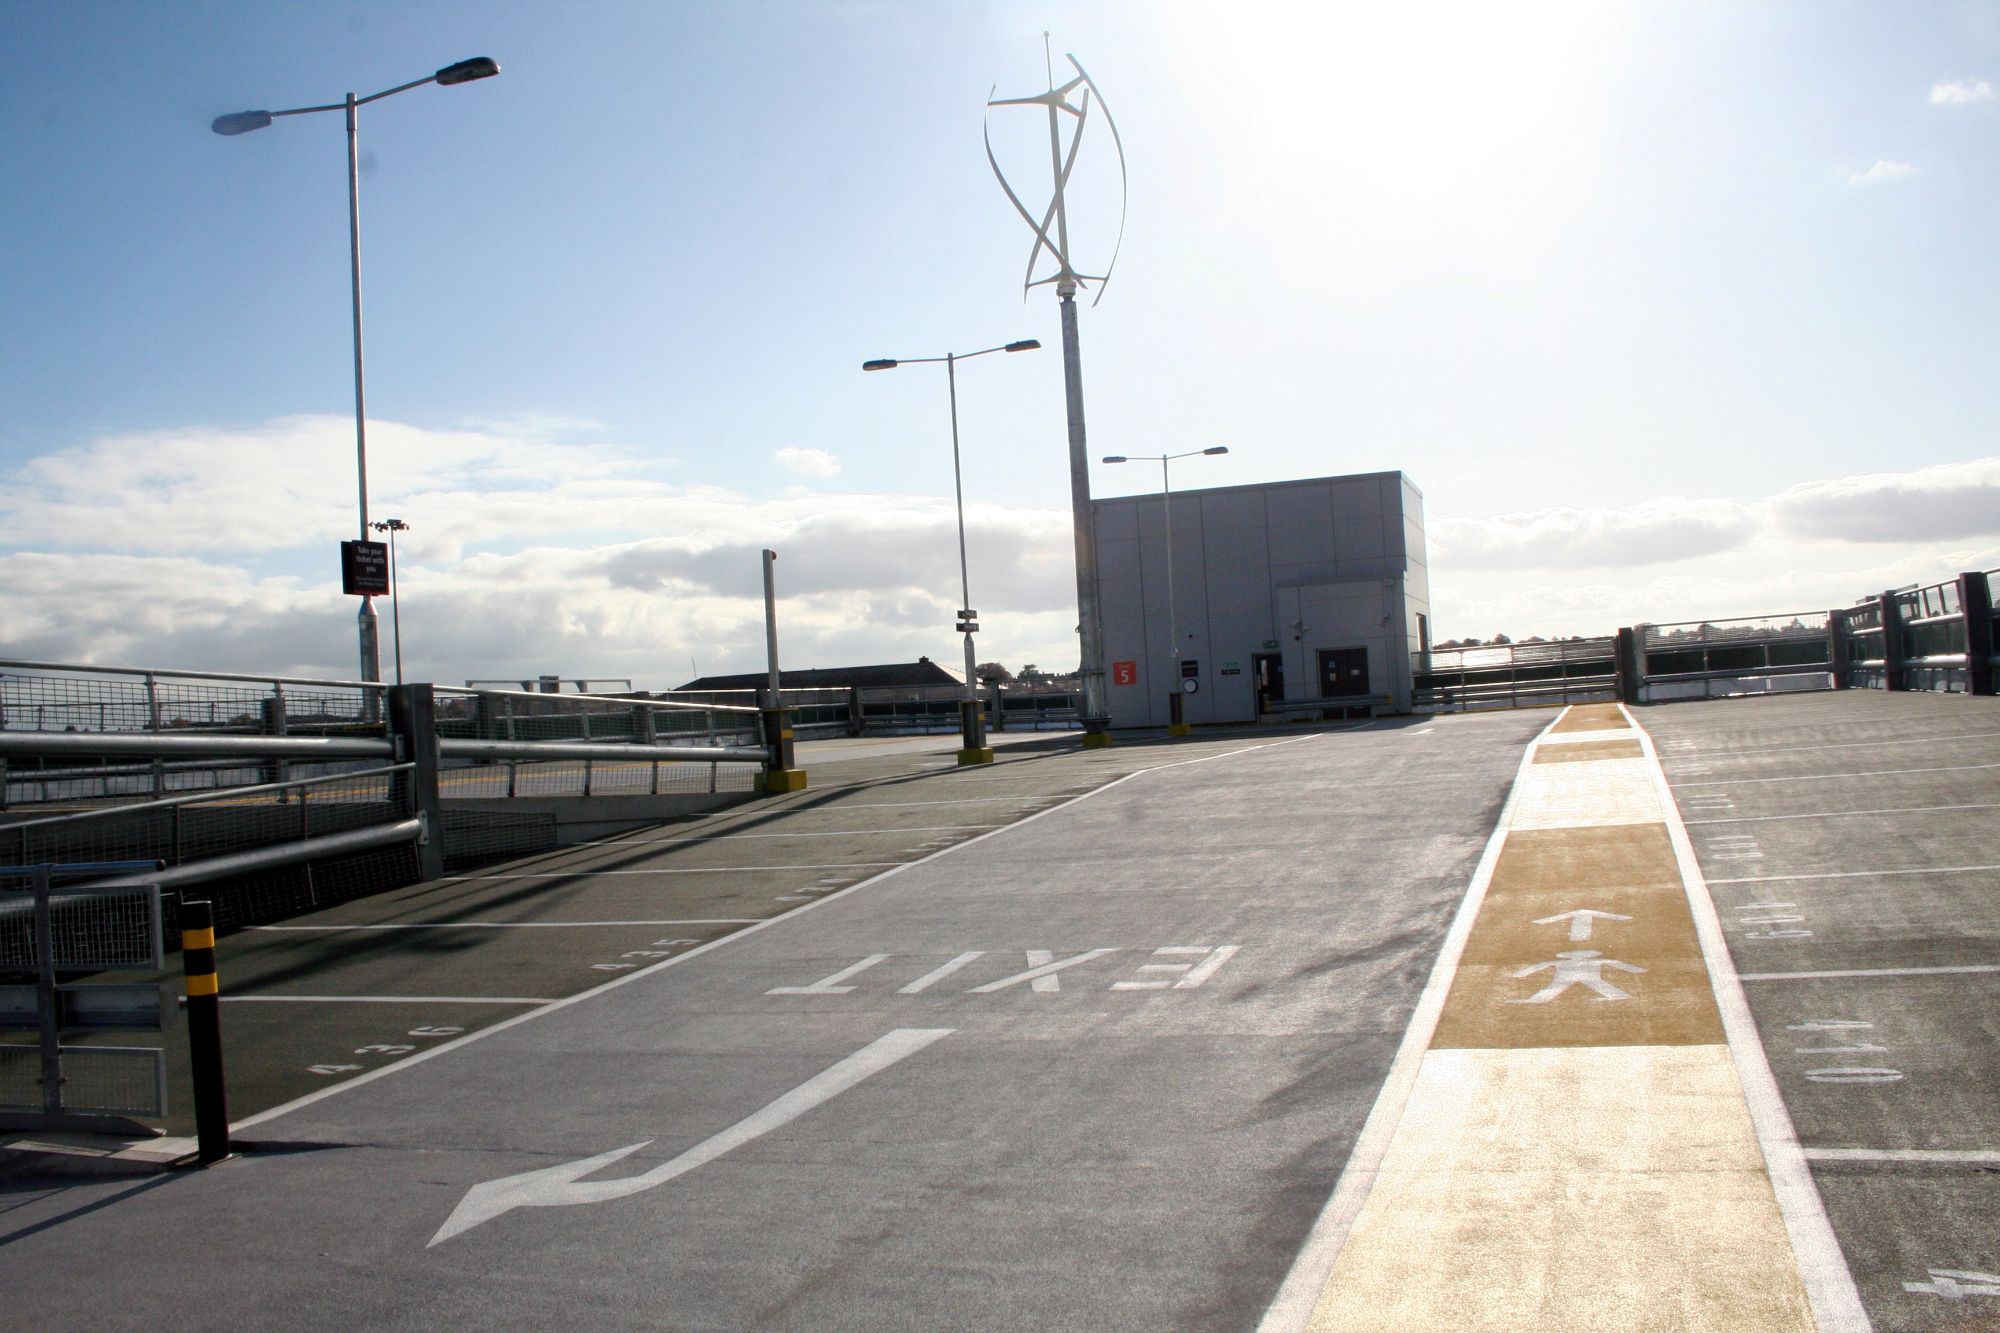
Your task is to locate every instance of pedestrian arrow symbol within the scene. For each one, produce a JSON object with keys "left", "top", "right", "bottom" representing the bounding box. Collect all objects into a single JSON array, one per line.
[
  {"left": 1532, "top": 909, "right": 1632, "bottom": 942},
  {"left": 1508, "top": 950, "right": 1645, "bottom": 1003}
]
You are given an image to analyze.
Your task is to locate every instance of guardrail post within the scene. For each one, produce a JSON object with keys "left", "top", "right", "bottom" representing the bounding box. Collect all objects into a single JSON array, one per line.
[
  {"left": 259, "top": 689, "right": 288, "bottom": 789},
  {"left": 179, "top": 899, "right": 231, "bottom": 1164},
  {"left": 388, "top": 685, "right": 446, "bottom": 879},
  {"left": 1878, "top": 592, "right": 1905, "bottom": 691},
  {"left": 1962, "top": 571, "right": 1995, "bottom": 696},
  {"left": 847, "top": 687, "right": 863, "bottom": 737},
  {"left": 1614, "top": 627, "right": 1643, "bottom": 704},
  {"left": 759, "top": 701, "right": 807, "bottom": 794},
  {"left": 1827, "top": 608, "right": 1853, "bottom": 689}
]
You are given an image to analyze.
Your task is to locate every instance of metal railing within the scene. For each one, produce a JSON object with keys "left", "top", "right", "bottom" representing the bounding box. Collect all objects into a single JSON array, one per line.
[
  {"left": 1416, "top": 638, "right": 1618, "bottom": 712},
  {"left": 1638, "top": 614, "right": 1833, "bottom": 702},
  {"left": 0, "top": 658, "right": 387, "bottom": 737}
]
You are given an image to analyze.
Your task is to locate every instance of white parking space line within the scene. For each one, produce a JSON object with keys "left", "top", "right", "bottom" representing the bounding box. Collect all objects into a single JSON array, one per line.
[
  {"left": 217, "top": 995, "right": 555, "bottom": 1004},
  {"left": 1804, "top": 1148, "right": 2000, "bottom": 1165},
  {"left": 441, "top": 863, "right": 904, "bottom": 880},
  {"left": 821, "top": 796, "right": 1054, "bottom": 808},
  {"left": 1676, "top": 761, "right": 2000, "bottom": 788},
  {"left": 1710, "top": 864, "right": 2000, "bottom": 885},
  {"left": 1740, "top": 964, "right": 2000, "bottom": 982},
  {"left": 251, "top": 920, "right": 761, "bottom": 931},
  {"left": 1686, "top": 802, "right": 2000, "bottom": 826},
  {"left": 592, "top": 826, "right": 1001, "bottom": 845},
  {"left": 1672, "top": 731, "right": 2000, "bottom": 759}
]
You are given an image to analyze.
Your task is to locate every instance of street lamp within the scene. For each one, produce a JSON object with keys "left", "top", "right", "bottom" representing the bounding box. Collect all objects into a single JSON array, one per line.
[
  {"left": 213, "top": 56, "right": 500, "bottom": 686},
  {"left": 863, "top": 338, "right": 1041, "bottom": 764},
  {"left": 1101, "top": 446, "right": 1228, "bottom": 735},
  {"left": 370, "top": 518, "right": 410, "bottom": 687}
]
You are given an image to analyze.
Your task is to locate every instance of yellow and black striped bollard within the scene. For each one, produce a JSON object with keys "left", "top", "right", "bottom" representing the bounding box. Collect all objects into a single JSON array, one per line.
[{"left": 180, "top": 900, "right": 231, "bottom": 1164}]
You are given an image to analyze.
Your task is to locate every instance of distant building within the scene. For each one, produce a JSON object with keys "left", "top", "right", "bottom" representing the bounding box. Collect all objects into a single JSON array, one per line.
[
  {"left": 676, "top": 657, "right": 962, "bottom": 692},
  {"left": 1093, "top": 471, "right": 1430, "bottom": 726}
]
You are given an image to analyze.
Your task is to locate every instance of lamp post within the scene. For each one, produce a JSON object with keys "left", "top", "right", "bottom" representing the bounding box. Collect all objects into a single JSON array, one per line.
[
  {"left": 213, "top": 56, "right": 500, "bottom": 686},
  {"left": 863, "top": 338, "right": 1041, "bottom": 764},
  {"left": 1101, "top": 446, "right": 1228, "bottom": 735},
  {"left": 370, "top": 518, "right": 409, "bottom": 687}
]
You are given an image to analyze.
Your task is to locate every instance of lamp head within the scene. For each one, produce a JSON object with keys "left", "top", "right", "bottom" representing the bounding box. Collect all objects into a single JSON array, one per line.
[
  {"left": 861, "top": 359, "right": 897, "bottom": 372},
  {"left": 1202, "top": 446, "right": 1229, "bottom": 456},
  {"left": 436, "top": 57, "right": 500, "bottom": 85},
  {"left": 1004, "top": 339, "right": 1041, "bottom": 353},
  {"left": 211, "top": 110, "right": 274, "bottom": 136},
  {"left": 1101, "top": 455, "right": 1128, "bottom": 464}
]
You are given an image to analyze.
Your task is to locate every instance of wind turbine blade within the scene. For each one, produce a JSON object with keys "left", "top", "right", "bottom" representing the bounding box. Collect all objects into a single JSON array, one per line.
[{"left": 1070, "top": 55, "right": 1128, "bottom": 307}]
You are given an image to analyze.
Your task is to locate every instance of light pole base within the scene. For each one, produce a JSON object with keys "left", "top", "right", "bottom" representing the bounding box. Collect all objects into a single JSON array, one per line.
[
  {"left": 1081, "top": 731, "right": 1115, "bottom": 750},
  {"left": 1167, "top": 722, "right": 1192, "bottom": 737},
  {"left": 956, "top": 747, "right": 995, "bottom": 766},
  {"left": 759, "top": 769, "right": 810, "bottom": 794}
]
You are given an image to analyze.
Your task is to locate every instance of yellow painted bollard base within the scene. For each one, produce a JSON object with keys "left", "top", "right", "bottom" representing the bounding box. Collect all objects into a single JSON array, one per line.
[
  {"left": 956, "top": 748, "right": 995, "bottom": 765},
  {"left": 759, "top": 768, "right": 809, "bottom": 793},
  {"left": 1166, "top": 722, "right": 1192, "bottom": 737},
  {"left": 1081, "top": 731, "right": 1115, "bottom": 750}
]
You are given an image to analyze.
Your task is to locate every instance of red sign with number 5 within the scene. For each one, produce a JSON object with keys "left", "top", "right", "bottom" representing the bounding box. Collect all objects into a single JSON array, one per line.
[{"left": 1112, "top": 660, "right": 1138, "bottom": 686}]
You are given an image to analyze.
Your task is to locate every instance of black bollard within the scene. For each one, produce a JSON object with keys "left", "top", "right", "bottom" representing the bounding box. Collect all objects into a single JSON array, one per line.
[{"left": 180, "top": 900, "right": 230, "bottom": 1164}]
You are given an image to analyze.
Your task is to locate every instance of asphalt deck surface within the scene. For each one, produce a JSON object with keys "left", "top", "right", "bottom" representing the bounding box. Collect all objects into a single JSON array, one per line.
[{"left": 2, "top": 694, "right": 1996, "bottom": 1330}]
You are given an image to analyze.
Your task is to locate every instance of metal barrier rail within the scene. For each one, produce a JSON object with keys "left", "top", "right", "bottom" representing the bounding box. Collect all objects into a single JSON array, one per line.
[
  {"left": 0, "top": 657, "right": 386, "bottom": 735},
  {"left": 1417, "top": 675, "right": 1618, "bottom": 712},
  {"left": 3, "top": 763, "right": 416, "bottom": 870}
]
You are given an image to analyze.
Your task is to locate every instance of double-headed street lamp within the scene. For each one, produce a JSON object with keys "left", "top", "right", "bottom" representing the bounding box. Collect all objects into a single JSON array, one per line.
[
  {"left": 370, "top": 518, "right": 410, "bottom": 687},
  {"left": 1102, "top": 446, "right": 1229, "bottom": 735},
  {"left": 863, "top": 338, "right": 1041, "bottom": 764},
  {"left": 214, "top": 56, "right": 500, "bottom": 686}
]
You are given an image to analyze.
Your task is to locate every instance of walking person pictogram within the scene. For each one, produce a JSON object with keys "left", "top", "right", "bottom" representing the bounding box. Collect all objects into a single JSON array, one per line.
[{"left": 1508, "top": 950, "right": 1645, "bottom": 1003}]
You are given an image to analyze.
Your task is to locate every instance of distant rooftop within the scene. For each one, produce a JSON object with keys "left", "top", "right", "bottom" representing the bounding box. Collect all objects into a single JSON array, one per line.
[{"left": 676, "top": 658, "right": 961, "bottom": 692}]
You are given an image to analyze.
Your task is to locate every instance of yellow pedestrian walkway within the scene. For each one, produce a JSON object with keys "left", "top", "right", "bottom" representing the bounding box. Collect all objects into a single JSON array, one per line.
[{"left": 1270, "top": 704, "right": 1864, "bottom": 1332}]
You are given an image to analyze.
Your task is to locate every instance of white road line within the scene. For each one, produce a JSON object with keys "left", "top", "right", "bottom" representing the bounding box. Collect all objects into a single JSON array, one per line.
[
  {"left": 1710, "top": 864, "right": 2000, "bottom": 885},
  {"left": 252, "top": 920, "right": 760, "bottom": 931},
  {"left": 589, "top": 826, "right": 1001, "bottom": 844},
  {"left": 897, "top": 951, "right": 985, "bottom": 994},
  {"left": 1803, "top": 1148, "right": 2000, "bottom": 1165},
  {"left": 217, "top": 995, "right": 554, "bottom": 1005},
  {"left": 1629, "top": 705, "right": 1871, "bottom": 1333},
  {"left": 1740, "top": 964, "right": 2000, "bottom": 982},
  {"left": 1686, "top": 802, "right": 2000, "bottom": 826},
  {"left": 1676, "top": 761, "right": 2000, "bottom": 788},
  {"left": 1672, "top": 730, "right": 2000, "bottom": 759},
  {"left": 429, "top": 1027, "right": 955, "bottom": 1246},
  {"left": 230, "top": 730, "right": 1328, "bottom": 1134},
  {"left": 1256, "top": 712, "right": 1559, "bottom": 1333},
  {"left": 440, "top": 863, "right": 903, "bottom": 880}
]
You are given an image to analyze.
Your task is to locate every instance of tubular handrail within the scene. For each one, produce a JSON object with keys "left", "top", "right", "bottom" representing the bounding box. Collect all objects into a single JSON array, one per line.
[
  {"left": 434, "top": 684, "right": 760, "bottom": 715},
  {"left": 0, "top": 763, "right": 415, "bottom": 833},
  {"left": 0, "top": 657, "right": 382, "bottom": 691}
]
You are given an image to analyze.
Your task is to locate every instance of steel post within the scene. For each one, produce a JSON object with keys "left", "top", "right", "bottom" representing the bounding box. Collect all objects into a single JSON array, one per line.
[{"left": 1059, "top": 284, "right": 1110, "bottom": 745}]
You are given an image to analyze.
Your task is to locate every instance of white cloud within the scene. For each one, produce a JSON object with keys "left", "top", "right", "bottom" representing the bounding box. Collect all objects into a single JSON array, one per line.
[
  {"left": 6, "top": 417, "right": 1997, "bottom": 686},
  {"left": 0, "top": 416, "right": 1081, "bottom": 686},
  {"left": 1768, "top": 458, "right": 2000, "bottom": 542},
  {"left": 1431, "top": 498, "right": 1758, "bottom": 570},
  {"left": 1930, "top": 78, "right": 1995, "bottom": 105},
  {"left": 1845, "top": 159, "right": 1919, "bottom": 187},
  {"left": 774, "top": 447, "right": 841, "bottom": 477}
]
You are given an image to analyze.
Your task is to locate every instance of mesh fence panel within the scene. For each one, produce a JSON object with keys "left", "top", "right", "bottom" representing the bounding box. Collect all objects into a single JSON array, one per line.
[
  {"left": 47, "top": 1046, "right": 165, "bottom": 1117},
  {"left": 161, "top": 840, "right": 423, "bottom": 940},
  {"left": 3, "top": 770, "right": 408, "bottom": 870},
  {"left": 0, "top": 885, "right": 161, "bottom": 972},
  {"left": 441, "top": 809, "right": 558, "bottom": 870},
  {"left": 1, "top": 666, "right": 382, "bottom": 736},
  {"left": 0, "top": 1043, "right": 38, "bottom": 1111}
]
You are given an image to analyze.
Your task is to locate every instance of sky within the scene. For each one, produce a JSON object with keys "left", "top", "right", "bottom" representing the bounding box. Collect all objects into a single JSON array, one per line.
[{"left": 3, "top": 0, "right": 1998, "bottom": 688}]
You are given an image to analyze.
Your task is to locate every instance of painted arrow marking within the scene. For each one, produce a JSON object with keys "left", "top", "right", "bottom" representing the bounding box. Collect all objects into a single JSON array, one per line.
[
  {"left": 1532, "top": 908, "right": 1632, "bottom": 942},
  {"left": 429, "top": 1027, "right": 953, "bottom": 1247}
]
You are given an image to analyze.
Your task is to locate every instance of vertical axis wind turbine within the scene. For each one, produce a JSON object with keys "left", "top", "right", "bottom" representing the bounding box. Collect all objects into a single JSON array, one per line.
[{"left": 986, "top": 46, "right": 1127, "bottom": 743}]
